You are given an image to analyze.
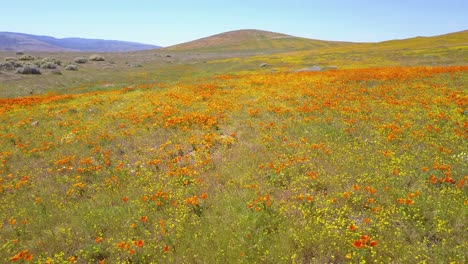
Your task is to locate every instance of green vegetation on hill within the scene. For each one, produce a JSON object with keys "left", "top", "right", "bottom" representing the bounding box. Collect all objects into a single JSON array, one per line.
[
  {"left": 165, "top": 29, "right": 350, "bottom": 53},
  {"left": 206, "top": 30, "right": 468, "bottom": 71}
]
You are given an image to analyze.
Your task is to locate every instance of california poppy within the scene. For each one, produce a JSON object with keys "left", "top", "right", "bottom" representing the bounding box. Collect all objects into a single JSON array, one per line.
[
  {"left": 134, "top": 240, "right": 144, "bottom": 247},
  {"left": 353, "top": 240, "right": 364, "bottom": 248}
]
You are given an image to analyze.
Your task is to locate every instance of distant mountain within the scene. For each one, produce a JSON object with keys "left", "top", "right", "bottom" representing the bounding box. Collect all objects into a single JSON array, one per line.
[
  {"left": 165, "top": 29, "right": 351, "bottom": 53},
  {"left": 0, "top": 32, "right": 161, "bottom": 52}
]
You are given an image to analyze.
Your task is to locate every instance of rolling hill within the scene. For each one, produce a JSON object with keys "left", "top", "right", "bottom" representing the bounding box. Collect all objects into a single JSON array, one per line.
[
  {"left": 165, "top": 29, "right": 351, "bottom": 53},
  {"left": 0, "top": 32, "right": 161, "bottom": 52},
  {"left": 312, "top": 29, "right": 468, "bottom": 53},
  {"left": 202, "top": 29, "right": 468, "bottom": 71}
]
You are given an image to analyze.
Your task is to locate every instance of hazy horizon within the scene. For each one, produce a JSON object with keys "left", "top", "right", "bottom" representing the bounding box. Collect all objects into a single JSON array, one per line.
[{"left": 1, "top": 0, "right": 467, "bottom": 46}]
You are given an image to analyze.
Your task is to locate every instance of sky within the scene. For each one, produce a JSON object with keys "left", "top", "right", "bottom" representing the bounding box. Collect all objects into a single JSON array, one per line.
[{"left": 1, "top": 0, "right": 467, "bottom": 47}]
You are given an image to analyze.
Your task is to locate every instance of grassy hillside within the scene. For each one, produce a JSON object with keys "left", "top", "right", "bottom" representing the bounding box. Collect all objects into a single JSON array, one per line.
[
  {"left": 0, "top": 66, "right": 467, "bottom": 263},
  {"left": 165, "top": 29, "right": 350, "bottom": 53},
  {"left": 366, "top": 30, "right": 468, "bottom": 50},
  {"left": 208, "top": 30, "right": 468, "bottom": 72}
]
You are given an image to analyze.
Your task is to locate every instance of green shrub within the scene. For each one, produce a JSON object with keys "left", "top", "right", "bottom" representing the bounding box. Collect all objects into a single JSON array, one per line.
[
  {"left": 18, "top": 55, "right": 35, "bottom": 61},
  {"left": 73, "top": 57, "right": 88, "bottom": 64},
  {"left": 41, "top": 62, "right": 58, "bottom": 69},
  {"left": 89, "top": 54, "right": 105, "bottom": 61},
  {"left": 0, "top": 62, "right": 15, "bottom": 71},
  {"left": 41, "top": 57, "right": 62, "bottom": 66},
  {"left": 16, "top": 65, "right": 41, "bottom": 74},
  {"left": 65, "top": 64, "right": 78, "bottom": 71}
]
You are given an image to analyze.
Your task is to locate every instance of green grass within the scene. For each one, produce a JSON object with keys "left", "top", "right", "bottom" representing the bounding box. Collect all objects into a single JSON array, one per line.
[{"left": 0, "top": 66, "right": 467, "bottom": 263}]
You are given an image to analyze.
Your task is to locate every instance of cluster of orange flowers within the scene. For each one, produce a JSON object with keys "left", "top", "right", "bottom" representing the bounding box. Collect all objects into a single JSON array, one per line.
[
  {"left": 116, "top": 240, "right": 143, "bottom": 255},
  {"left": 10, "top": 250, "right": 33, "bottom": 262},
  {"left": 427, "top": 163, "right": 466, "bottom": 188},
  {"left": 247, "top": 194, "right": 272, "bottom": 211},
  {"left": 352, "top": 235, "right": 378, "bottom": 249},
  {"left": 185, "top": 193, "right": 208, "bottom": 206}
]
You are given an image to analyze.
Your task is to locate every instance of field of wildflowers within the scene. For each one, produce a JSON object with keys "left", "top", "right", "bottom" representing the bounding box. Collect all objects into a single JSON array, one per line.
[{"left": 0, "top": 66, "right": 467, "bottom": 263}]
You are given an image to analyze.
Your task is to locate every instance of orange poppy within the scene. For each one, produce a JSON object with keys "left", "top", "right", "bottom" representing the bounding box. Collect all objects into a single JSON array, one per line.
[
  {"left": 361, "top": 235, "right": 370, "bottom": 242},
  {"left": 353, "top": 240, "right": 364, "bottom": 248},
  {"left": 134, "top": 240, "right": 144, "bottom": 247}
]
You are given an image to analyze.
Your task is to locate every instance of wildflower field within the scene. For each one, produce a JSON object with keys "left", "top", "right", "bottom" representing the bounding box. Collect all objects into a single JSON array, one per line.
[{"left": 0, "top": 66, "right": 467, "bottom": 263}]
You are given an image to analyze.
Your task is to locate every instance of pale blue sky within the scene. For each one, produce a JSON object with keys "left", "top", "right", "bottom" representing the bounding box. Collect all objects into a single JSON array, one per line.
[{"left": 1, "top": 0, "right": 467, "bottom": 46}]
